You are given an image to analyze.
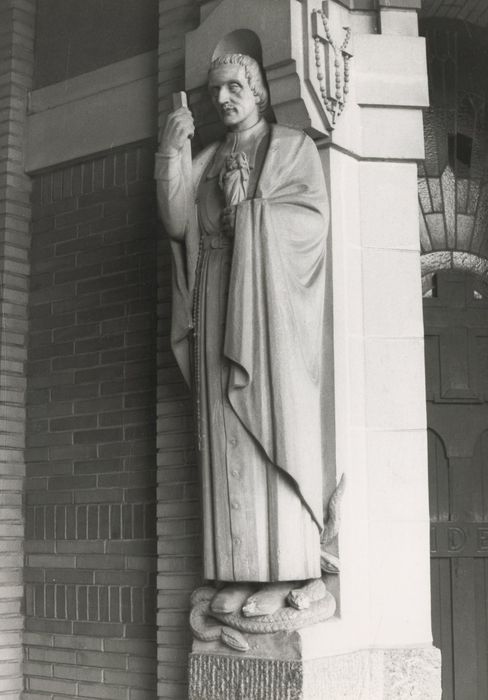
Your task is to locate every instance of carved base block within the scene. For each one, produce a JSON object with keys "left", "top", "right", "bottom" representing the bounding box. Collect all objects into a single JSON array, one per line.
[{"left": 188, "top": 644, "right": 441, "bottom": 700}]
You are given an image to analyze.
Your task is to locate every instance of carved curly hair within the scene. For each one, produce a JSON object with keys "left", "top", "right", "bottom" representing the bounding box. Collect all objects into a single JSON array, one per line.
[{"left": 209, "top": 54, "right": 269, "bottom": 114}]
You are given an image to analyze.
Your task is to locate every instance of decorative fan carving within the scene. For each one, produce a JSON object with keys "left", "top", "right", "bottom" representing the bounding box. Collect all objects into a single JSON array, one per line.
[{"left": 419, "top": 19, "right": 488, "bottom": 269}]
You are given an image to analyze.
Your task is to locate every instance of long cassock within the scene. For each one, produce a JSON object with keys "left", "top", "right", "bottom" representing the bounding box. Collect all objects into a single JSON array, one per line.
[{"left": 155, "top": 119, "right": 330, "bottom": 582}]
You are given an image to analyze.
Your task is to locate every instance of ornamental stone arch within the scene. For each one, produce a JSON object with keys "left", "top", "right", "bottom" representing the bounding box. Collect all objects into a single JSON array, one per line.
[
  {"left": 421, "top": 252, "right": 488, "bottom": 297},
  {"left": 418, "top": 3, "right": 488, "bottom": 296}
]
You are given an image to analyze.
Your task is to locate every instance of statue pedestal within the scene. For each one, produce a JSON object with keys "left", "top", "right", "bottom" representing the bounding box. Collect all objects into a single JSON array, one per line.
[{"left": 188, "top": 623, "right": 441, "bottom": 700}]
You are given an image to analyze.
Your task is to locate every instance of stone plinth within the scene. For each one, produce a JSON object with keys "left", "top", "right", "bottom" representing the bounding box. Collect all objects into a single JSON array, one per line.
[{"left": 188, "top": 643, "right": 441, "bottom": 700}]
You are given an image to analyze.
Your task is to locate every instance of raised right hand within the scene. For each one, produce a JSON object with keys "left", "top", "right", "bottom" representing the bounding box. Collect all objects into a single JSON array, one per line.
[{"left": 158, "top": 107, "right": 195, "bottom": 157}]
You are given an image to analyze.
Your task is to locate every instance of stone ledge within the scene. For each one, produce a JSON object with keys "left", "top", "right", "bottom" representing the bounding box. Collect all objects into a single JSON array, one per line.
[
  {"left": 335, "top": 0, "right": 421, "bottom": 9},
  {"left": 25, "top": 52, "right": 158, "bottom": 172},
  {"left": 189, "top": 646, "right": 441, "bottom": 700}
]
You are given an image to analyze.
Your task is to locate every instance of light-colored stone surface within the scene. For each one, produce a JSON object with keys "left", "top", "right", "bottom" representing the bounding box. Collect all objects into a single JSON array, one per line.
[
  {"left": 360, "top": 107, "right": 425, "bottom": 159},
  {"left": 368, "top": 520, "right": 432, "bottom": 645},
  {"left": 366, "top": 430, "right": 429, "bottom": 522},
  {"left": 346, "top": 337, "right": 367, "bottom": 429},
  {"left": 359, "top": 162, "right": 420, "bottom": 250},
  {"left": 322, "top": 121, "right": 431, "bottom": 656},
  {"left": 188, "top": 646, "right": 442, "bottom": 699},
  {"left": 382, "top": 647, "right": 442, "bottom": 699},
  {"left": 379, "top": 8, "right": 419, "bottom": 36},
  {"left": 362, "top": 249, "right": 424, "bottom": 338},
  {"left": 364, "top": 338, "right": 427, "bottom": 431},
  {"left": 315, "top": 5, "right": 435, "bottom": 684},
  {"left": 344, "top": 245, "right": 365, "bottom": 339},
  {"left": 320, "top": 147, "right": 372, "bottom": 655},
  {"left": 355, "top": 35, "right": 428, "bottom": 107}
]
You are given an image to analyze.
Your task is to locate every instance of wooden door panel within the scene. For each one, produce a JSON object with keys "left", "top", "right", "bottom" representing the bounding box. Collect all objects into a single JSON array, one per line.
[
  {"left": 473, "top": 559, "right": 488, "bottom": 698},
  {"left": 425, "top": 271, "right": 488, "bottom": 699},
  {"left": 428, "top": 429, "right": 450, "bottom": 521},
  {"left": 473, "top": 430, "right": 488, "bottom": 519},
  {"left": 451, "top": 559, "right": 482, "bottom": 700},
  {"left": 431, "top": 557, "right": 454, "bottom": 700}
]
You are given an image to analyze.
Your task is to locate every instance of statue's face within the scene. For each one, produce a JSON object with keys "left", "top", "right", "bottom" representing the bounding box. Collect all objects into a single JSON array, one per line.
[{"left": 208, "top": 64, "right": 259, "bottom": 131}]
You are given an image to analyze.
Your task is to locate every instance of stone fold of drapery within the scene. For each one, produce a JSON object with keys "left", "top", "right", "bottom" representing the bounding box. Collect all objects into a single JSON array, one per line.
[
  {"left": 224, "top": 126, "right": 329, "bottom": 528},
  {"left": 161, "top": 125, "right": 329, "bottom": 528}
]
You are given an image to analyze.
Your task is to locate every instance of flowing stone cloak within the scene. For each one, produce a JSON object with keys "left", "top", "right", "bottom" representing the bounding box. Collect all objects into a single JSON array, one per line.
[{"left": 156, "top": 123, "right": 329, "bottom": 579}]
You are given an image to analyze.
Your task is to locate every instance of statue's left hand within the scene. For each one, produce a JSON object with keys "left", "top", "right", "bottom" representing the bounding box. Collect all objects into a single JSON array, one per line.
[{"left": 221, "top": 206, "right": 236, "bottom": 237}]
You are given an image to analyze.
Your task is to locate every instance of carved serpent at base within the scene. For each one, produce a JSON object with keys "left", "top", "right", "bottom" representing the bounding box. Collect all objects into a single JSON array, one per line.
[
  {"left": 190, "top": 583, "right": 337, "bottom": 651},
  {"left": 190, "top": 475, "right": 345, "bottom": 651}
]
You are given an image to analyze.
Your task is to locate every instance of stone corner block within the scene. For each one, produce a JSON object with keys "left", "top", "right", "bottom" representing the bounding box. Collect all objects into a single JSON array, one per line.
[
  {"left": 188, "top": 645, "right": 442, "bottom": 699},
  {"left": 381, "top": 646, "right": 442, "bottom": 699}
]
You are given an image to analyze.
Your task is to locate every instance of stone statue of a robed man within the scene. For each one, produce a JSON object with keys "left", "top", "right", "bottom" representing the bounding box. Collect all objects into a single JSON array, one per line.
[{"left": 155, "top": 53, "right": 337, "bottom": 631}]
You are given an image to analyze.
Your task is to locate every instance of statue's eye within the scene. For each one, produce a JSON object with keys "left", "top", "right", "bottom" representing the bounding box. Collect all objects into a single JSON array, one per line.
[{"left": 229, "top": 83, "right": 241, "bottom": 93}]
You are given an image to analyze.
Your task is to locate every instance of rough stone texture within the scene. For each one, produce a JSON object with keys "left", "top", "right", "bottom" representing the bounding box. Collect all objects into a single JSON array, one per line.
[
  {"left": 0, "top": 1, "right": 35, "bottom": 697},
  {"left": 382, "top": 647, "right": 442, "bottom": 699},
  {"left": 421, "top": 250, "right": 488, "bottom": 285},
  {"left": 24, "top": 143, "right": 158, "bottom": 699},
  {"left": 189, "top": 655, "right": 305, "bottom": 700},
  {"left": 189, "top": 646, "right": 442, "bottom": 700}
]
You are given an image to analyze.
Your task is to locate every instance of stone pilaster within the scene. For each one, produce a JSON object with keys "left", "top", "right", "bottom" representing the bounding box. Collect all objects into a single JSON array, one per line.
[
  {"left": 315, "top": 2, "right": 441, "bottom": 696},
  {"left": 323, "top": 0, "right": 432, "bottom": 643},
  {"left": 0, "top": 0, "right": 35, "bottom": 697}
]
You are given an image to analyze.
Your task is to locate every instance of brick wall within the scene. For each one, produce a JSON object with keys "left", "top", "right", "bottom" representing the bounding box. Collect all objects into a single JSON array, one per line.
[
  {"left": 24, "top": 142, "right": 158, "bottom": 699},
  {"left": 156, "top": 1, "right": 202, "bottom": 698},
  {"left": 0, "top": 1, "right": 35, "bottom": 698}
]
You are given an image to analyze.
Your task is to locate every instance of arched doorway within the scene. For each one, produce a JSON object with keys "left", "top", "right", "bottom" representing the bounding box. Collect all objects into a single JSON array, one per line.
[
  {"left": 424, "top": 269, "right": 488, "bottom": 698},
  {"left": 419, "top": 11, "right": 488, "bottom": 694}
]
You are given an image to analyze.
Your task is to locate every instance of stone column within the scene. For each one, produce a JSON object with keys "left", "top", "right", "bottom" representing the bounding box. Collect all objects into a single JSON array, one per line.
[
  {"left": 0, "top": 0, "right": 35, "bottom": 697},
  {"left": 314, "top": 1, "right": 442, "bottom": 695}
]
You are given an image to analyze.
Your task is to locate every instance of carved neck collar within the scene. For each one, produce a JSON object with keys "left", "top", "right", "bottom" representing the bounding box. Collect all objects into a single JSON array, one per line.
[
  {"left": 206, "top": 119, "right": 269, "bottom": 180},
  {"left": 224, "top": 118, "right": 268, "bottom": 153}
]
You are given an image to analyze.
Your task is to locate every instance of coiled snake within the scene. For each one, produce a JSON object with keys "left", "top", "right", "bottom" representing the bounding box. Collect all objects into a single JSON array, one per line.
[{"left": 189, "top": 475, "right": 345, "bottom": 651}]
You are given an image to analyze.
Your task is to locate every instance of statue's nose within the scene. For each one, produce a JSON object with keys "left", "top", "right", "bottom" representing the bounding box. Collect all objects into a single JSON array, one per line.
[{"left": 217, "top": 86, "right": 230, "bottom": 103}]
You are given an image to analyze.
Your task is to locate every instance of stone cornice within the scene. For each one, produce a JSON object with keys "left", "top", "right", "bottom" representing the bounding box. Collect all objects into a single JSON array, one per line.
[
  {"left": 335, "top": 0, "right": 421, "bottom": 9},
  {"left": 25, "top": 51, "right": 158, "bottom": 172}
]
